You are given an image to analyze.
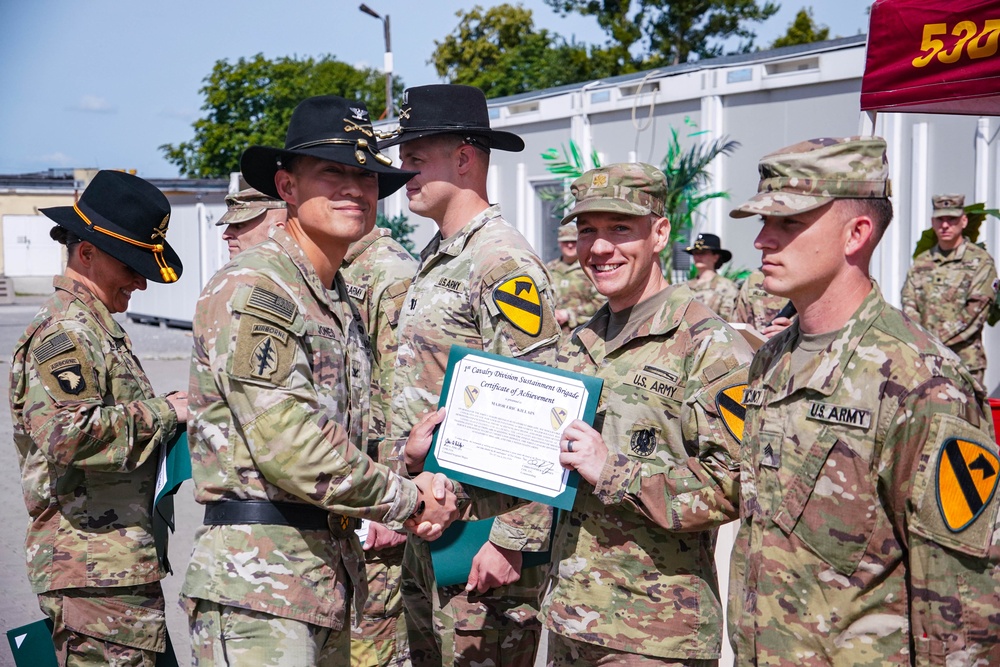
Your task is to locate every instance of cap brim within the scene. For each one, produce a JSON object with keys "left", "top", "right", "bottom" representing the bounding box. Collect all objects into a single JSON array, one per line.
[
  {"left": 216, "top": 207, "right": 267, "bottom": 226},
  {"left": 729, "top": 191, "right": 833, "bottom": 219},
  {"left": 932, "top": 209, "right": 964, "bottom": 218},
  {"left": 559, "top": 198, "right": 652, "bottom": 226},
  {"left": 379, "top": 127, "right": 525, "bottom": 152},
  {"left": 241, "top": 145, "right": 417, "bottom": 200},
  {"left": 41, "top": 206, "right": 183, "bottom": 284}
]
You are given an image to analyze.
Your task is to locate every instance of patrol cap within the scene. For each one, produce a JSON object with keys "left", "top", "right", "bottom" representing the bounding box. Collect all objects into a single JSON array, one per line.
[
  {"left": 730, "top": 136, "right": 890, "bottom": 218},
  {"left": 931, "top": 194, "right": 965, "bottom": 218},
  {"left": 560, "top": 163, "right": 666, "bottom": 225},
  {"left": 558, "top": 222, "right": 578, "bottom": 242},
  {"left": 216, "top": 187, "right": 286, "bottom": 226}
]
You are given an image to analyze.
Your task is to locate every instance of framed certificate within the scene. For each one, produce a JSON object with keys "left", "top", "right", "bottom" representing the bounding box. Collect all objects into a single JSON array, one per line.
[{"left": 424, "top": 346, "right": 603, "bottom": 511}]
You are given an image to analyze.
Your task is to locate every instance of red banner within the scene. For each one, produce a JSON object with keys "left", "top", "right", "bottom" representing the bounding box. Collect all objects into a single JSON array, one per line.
[{"left": 862, "top": 0, "right": 1000, "bottom": 115}]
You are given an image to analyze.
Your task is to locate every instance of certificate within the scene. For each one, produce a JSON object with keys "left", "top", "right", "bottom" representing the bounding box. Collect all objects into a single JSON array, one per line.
[{"left": 424, "top": 346, "right": 602, "bottom": 511}]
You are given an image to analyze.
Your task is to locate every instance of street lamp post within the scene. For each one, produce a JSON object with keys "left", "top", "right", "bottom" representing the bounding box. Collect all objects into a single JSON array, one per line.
[{"left": 359, "top": 3, "right": 392, "bottom": 119}]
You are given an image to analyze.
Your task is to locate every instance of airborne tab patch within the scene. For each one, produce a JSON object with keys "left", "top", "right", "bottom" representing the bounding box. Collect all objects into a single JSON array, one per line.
[
  {"left": 33, "top": 332, "right": 75, "bottom": 365},
  {"left": 247, "top": 285, "right": 295, "bottom": 323},
  {"left": 936, "top": 437, "right": 999, "bottom": 532},
  {"left": 716, "top": 383, "right": 748, "bottom": 442},
  {"left": 493, "top": 275, "right": 543, "bottom": 336}
]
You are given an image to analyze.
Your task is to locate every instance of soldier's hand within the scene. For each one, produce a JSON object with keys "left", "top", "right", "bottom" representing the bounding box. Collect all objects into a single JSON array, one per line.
[
  {"left": 364, "top": 522, "right": 408, "bottom": 551},
  {"left": 404, "top": 408, "right": 446, "bottom": 475},
  {"left": 761, "top": 316, "right": 793, "bottom": 338},
  {"left": 559, "top": 419, "right": 609, "bottom": 486},
  {"left": 166, "top": 391, "right": 189, "bottom": 424},
  {"left": 405, "top": 472, "right": 459, "bottom": 540},
  {"left": 466, "top": 541, "right": 523, "bottom": 594}
]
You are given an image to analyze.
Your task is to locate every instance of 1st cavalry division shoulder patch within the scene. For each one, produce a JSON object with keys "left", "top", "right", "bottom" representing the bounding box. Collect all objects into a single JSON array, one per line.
[
  {"left": 936, "top": 436, "right": 999, "bottom": 532},
  {"left": 493, "top": 276, "right": 542, "bottom": 336},
  {"left": 716, "top": 384, "right": 748, "bottom": 442}
]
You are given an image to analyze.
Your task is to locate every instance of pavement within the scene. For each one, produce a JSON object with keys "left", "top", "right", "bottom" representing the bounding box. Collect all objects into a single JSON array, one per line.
[{"left": 0, "top": 296, "right": 198, "bottom": 665}]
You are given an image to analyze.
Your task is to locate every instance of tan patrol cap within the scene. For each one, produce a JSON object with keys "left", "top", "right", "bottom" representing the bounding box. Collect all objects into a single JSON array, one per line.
[
  {"left": 931, "top": 194, "right": 965, "bottom": 218},
  {"left": 558, "top": 222, "right": 578, "bottom": 242},
  {"left": 217, "top": 187, "right": 286, "bottom": 226},
  {"left": 560, "top": 163, "right": 666, "bottom": 225}
]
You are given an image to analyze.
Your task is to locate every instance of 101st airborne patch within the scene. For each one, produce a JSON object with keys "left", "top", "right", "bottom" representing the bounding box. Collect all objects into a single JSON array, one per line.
[
  {"left": 50, "top": 358, "right": 86, "bottom": 395},
  {"left": 493, "top": 275, "right": 543, "bottom": 336},
  {"left": 716, "top": 383, "right": 748, "bottom": 442},
  {"left": 936, "top": 436, "right": 999, "bottom": 532}
]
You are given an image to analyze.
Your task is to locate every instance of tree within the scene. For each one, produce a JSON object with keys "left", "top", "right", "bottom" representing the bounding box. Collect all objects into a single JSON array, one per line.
[
  {"left": 771, "top": 8, "right": 830, "bottom": 49},
  {"left": 431, "top": 4, "right": 629, "bottom": 98},
  {"left": 161, "top": 54, "right": 399, "bottom": 178},
  {"left": 544, "top": 0, "right": 780, "bottom": 67},
  {"left": 378, "top": 212, "right": 417, "bottom": 255}
]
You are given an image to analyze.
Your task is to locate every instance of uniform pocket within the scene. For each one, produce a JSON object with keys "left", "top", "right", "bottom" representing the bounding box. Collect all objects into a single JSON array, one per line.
[{"left": 62, "top": 594, "right": 166, "bottom": 652}]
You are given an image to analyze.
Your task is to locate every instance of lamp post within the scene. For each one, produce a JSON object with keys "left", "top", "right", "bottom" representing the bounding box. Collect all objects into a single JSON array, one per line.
[{"left": 359, "top": 3, "right": 392, "bottom": 119}]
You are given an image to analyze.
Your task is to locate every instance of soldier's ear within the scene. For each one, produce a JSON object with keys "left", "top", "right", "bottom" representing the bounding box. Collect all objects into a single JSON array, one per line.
[
  {"left": 845, "top": 213, "right": 875, "bottom": 258},
  {"left": 651, "top": 216, "right": 671, "bottom": 254},
  {"left": 275, "top": 170, "right": 297, "bottom": 207}
]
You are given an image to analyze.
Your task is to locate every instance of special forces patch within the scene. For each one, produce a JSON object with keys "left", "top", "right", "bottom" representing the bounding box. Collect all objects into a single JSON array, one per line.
[
  {"left": 493, "top": 276, "right": 543, "bottom": 336},
  {"left": 630, "top": 427, "right": 657, "bottom": 457},
  {"left": 716, "top": 383, "right": 748, "bottom": 442},
  {"left": 936, "top": 436, "right": 999, "bottom": 532},
  {"left": 50, "top": 358, "right": 86, "bottom": 395},
  {"left": 250, "top": 336, "right": 280, "bottom": 380}
]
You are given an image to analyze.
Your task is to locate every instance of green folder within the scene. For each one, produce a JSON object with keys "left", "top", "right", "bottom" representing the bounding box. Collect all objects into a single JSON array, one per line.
[
  {"left": 153, "top": 430, "right": 190, "bottom": 574},
  {"left": 6, "top": 619, "right": 56, "bottom": 667}
]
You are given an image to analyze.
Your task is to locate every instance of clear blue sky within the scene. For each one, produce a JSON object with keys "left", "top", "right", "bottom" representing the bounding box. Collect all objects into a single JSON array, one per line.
[{"left": 0, "top": 0, "right": 872, "bottom": 177}]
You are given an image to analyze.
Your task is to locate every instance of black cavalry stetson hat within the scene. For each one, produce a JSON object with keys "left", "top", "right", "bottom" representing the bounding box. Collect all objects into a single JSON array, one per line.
[
  {"left": 684, "top": 233, "right": 733, "bottom": 265},
  {"left": 241, "top": 95, "right": 416, "bottom": 200},
  {"left": 41, "top": 170, "right": 182, "bottom": 283},
  {"left": 379, "top": 84, "right": 525, "bottom": 152}
]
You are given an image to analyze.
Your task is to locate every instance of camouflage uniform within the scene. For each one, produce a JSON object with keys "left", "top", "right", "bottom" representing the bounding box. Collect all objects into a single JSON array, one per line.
[
  {"left": 342, "top": 226, "right": 418, "bottom": 667},
  {"left": 546, "top": 257, "right": 603, "bottom": 331},
  {"left": 730, "top": 285, "right": 1000, "bottom": 665},
  {"left": 542, "top": 284, "right": 752, "bottom": 661},
  {"left": 732, "top": 270, "right": 789, "bottom": 331},
  {"left": 685, "top": 272, "right": 739, "bottom": 320},
  {"left": 901, "top": 240, "right": 997, "bottom": 383},
  {"left": 183, "top": 228, "right": 420, "bottom": 664},
  {"left": 389, "top": 205, "right": 561, "bottom": 666},
  {"left": 728, "top": 137, "right": 1000, "bottom": 665},
  {"left": 11, "top": 276, "right": 176, "bottom": 663}
]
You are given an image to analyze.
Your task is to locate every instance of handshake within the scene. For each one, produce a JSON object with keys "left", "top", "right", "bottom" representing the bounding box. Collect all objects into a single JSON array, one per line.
[{"left": 400, "top": 408, "right": 460, "bottom": 541}]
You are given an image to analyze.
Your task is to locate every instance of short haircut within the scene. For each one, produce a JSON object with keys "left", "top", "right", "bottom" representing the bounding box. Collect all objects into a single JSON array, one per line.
[{"left": 840, "top": 197, "right": 894, "bottom": 245}]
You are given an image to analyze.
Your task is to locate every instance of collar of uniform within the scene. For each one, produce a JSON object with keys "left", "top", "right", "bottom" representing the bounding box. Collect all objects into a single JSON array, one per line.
[
  {"left": 576, "top": 284, "right": 687, "bottom": 358},
  {"left": 271, "top": 226, "right": 342, "bottom": 314},
  {"left": 423, "top": 204, "right": 502, "bottom": 262},
  {"left": 343, "top": 226, "right": 391, "bottom": 266},
  {"left": 761, "top": 282, "right": 885, "bottom": 399},
  {"left": 932, "top": 239, "right": 968, "bottom": 262},
  {"left": 52, "top": 274, "right": 127, "bottom": 340}
]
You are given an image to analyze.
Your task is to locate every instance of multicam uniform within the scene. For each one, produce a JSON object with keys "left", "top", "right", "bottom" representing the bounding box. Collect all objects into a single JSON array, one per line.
[
  {"left": 11, "top": 276, "right": 177, "bottom": 664},
  {"left": 541, "top": 285, "right": 752, "bottom": 663},
  {"left": 685, "top": 272, "right": 739, "bottom": 321},
  {"left": 183, "top": 228, "right": 419, "bottom": 665},
  {"left": 545, "top": 256, "right": 603, "bottom": 331},
  {"left": 901, "top": 240, "right": 997, "bottom": 384},
  {"left": 342, "top": 226, "right": 418, "bottom": 667},
  {"left": 389, "top": 205, "right": 561, "bottom": 666},
  {"left": 733, "top": 270, "right": 789, "bottom": 331},
  {"left": 731, "top": 284, "right": 1000, "bottom": 665}
]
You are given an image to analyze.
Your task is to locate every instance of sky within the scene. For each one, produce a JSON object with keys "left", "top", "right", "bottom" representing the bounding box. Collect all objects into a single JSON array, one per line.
[{"left": 0, "top": 0, "right": 873, "bottom": 178}]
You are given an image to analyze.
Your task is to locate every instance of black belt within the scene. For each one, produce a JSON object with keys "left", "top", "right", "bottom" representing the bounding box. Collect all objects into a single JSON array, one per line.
[{"left": 203, "top": 500, "right": 356, "bottom": 535}]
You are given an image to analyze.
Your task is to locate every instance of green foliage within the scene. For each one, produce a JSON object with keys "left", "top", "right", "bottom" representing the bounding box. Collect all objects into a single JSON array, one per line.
[
  {"left": 545, "top": 0, "right": 780, "bottom": 67},
  {"left": 431, "top": 4, "right": 628, "bottom": 97},
  {"left": 771, "top": 8, "right": 830, "bottom": 49},
  {"left": 539, "top": 142, "right": 603, "bottom": 214},
  {"left": 378, "top": 212, "right": 416, "bottom": 255},
  {"left": 912, "top": 203, "right": 1000, "bottom": 258},
  {"left": 160, "top": 54, "right": 399, "bottom": 178}
]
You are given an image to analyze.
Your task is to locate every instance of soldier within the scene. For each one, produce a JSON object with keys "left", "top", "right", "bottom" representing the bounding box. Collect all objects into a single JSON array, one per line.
[
  {"left": 181, "top": 95, "right": 459, "bottom": 666},
  {"left": 10, "top": 170, "right": 189, "bottom": 665},
  {"left": 217, "top": 186, "right": 287, "bottom": 260},
  {"left": 901, "top": 194, "right": 998, "bottom": 384},
  {"left": 537, "top": 163, "right": 753, "bottom": 664},
  {"left": 684, "top": 232, "right": 739, "bottom": 320},
  {"left": 732, "top": 268, "right": 793, "bottom": 336},
  {"left": 379, "top": 84, "right": 561, "bottom": 667},
  {"left": 546, "top": 221, "right": 603, "bottom": 331},
  {"left": 729, "top": 137, "right": 1000, "bottom": 664},
  {"left": 341, "top": 225, "right": 418, "bottom": 667}
]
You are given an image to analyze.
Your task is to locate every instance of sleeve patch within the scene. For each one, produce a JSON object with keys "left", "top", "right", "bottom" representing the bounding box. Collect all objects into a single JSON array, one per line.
[
  {"left": 484, "top": 259, "right": 520, "bottom": 287},
  {"left": 33, "top": 331, "right": 75, "bottom": 365},
  {"left": 230, "top": 313, "right": 295, "bottom": 386},
  {"left": 247, "top": 285, "right": 296, "bottom": 324},
  {"left": 716, "top": 383, "right": 748, "bottom": 443},
  {"left": 50, "top": 358, "right": 87, "bottom": 395},
  {"left": 493, "top": 275, "right": 543, "bottom": 336},
  {"left": 936, "top": 436, "right": 998, "bottom": 533}
]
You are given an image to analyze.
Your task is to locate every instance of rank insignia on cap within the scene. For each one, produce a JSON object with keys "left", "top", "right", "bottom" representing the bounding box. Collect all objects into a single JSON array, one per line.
[
  {"left": 716, "top": 384, "right": 748, "bottom": 442},
  {"left": 493, "top": 276, "right": 543, "bottom": 336},
  {"left": 936, "top": 436, "right": 999, "bottom": 532},
  {"left": 591, "top": 173, "right": 609, "bottom": 188},
  {"left": 630, "top": 427, "right": 656, "bottom": 457},
  {"left": 50, "top": 358, "right": 86, "bottom": 395},
  {"left": 464, "top": 385, "right": 479, "bottom": 408},
  {"left": 550, "top": 407, "right": 567, "bottom": 429},
  {"left": 250, "top": 336, "right": 280, "bottom": 380}
]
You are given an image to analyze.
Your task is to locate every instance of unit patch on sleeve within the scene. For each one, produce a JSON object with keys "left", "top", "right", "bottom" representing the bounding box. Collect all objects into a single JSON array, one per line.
[
  {"left": 716, "top": 383, "right": 748, "bottom": 442},
  {"left": 936, "top": 436, "right": 999, "bottom": 533},
  {"left": 231, "top": 312, "right": 295, "bottom": 386},
  {"left": 493, "top": 275, "right": 543, "bottom": 336},
  {"left": 50, "top": 358, "right": 86, "bottom": 395}
]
